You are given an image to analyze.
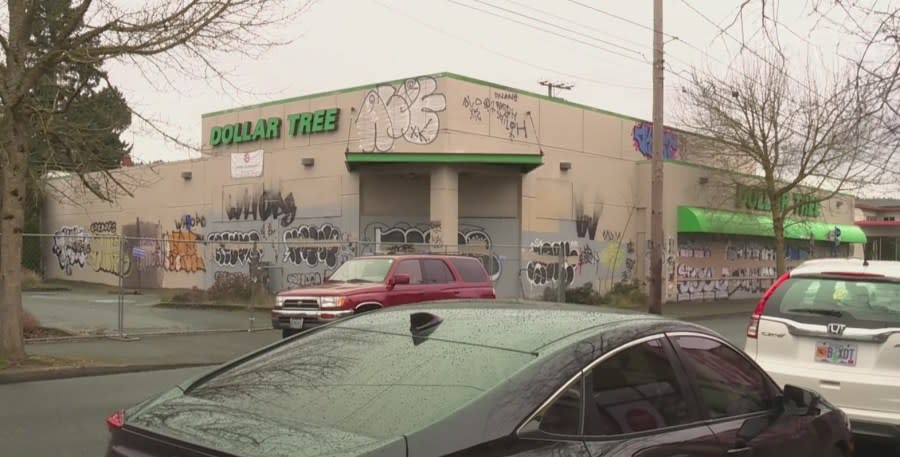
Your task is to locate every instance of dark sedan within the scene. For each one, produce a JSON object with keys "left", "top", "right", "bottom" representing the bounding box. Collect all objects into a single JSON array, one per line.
[{"left": 105, "top": 300, "right": 853, "bottom": 457}]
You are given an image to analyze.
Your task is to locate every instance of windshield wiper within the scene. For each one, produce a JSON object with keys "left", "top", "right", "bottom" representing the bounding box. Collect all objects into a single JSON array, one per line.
[
  {"left": 786, "top": 308, "right": 844, "bottom": 317},
  {"left": 345, "top": 278, "right": 372, "bottom": 283}
]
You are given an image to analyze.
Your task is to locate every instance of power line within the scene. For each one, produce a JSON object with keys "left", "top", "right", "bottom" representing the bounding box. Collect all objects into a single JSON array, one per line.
[
  {"left": 445, "top": 0, "right": 650, "bottom": 64},
  {"left": 561, "top": 0, "right": 730, "bottom": 73},
  {"left": 369, "top": 0, "right": 655, "bottom": 91},
  {"left": 499, "top": 0, "right": 651, "bottom": 51},
  {"left": 441, "top": 0, "right": 695, "bottom": 87},
  {"left": 565, "top": 0, "right": 674, "bottom": 38}
]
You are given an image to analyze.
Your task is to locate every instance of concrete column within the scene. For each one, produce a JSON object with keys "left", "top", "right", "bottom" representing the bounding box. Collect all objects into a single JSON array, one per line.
[{"left": 429, "top": 166, "right": 459, "bottom": 253}]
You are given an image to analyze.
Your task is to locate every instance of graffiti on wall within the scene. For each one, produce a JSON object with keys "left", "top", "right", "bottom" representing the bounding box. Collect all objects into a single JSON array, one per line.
[
  {"left": 461, "top": 90, "right": 529, "bottom": 139},
  {"left": 363, "top": 222, "right": 502, "bottom": 281},
  {"left": 89, "top": 221, "right": 117, "bottom": 234},
  {"left": 725, "top": 242, "right": 776, "bottom": 261},
  {"left": 207, "top": 230, "right": 264, "bottom": 267},
  {"left": 282, "top": 224, "right": 349, "bottom": 269},
  {"left": 225, "top": 187, "right": 297, "bottom": 227},
  {"left": 676, "top": 237, "right": 788, "bottom": 301},
  {"left": 164, "top": 230, "right": 206, "bottom": 273},
  {"left": 89, "top": 236, "right": 130, "bottom": 276},
  {"left": 632, "top": 121, "right": 678, "bottom": 159},
  {"left": 52, "top": 226, "right": 90, "bottom": 275},
  {"left": 356, "top": 76, "right": 447, "bottom": 152},
  {"left": 174, "top": 213, "right": 207, "bottom": 231},
  {"left": 285, "top": 272, "right": 324, "bottom": 287},
  {"left": 524, "top": 240, "right": 579, "bottom": 287}
]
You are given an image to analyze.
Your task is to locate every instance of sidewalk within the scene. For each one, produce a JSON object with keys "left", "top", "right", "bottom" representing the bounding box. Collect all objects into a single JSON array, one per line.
[{"left": 0, "top": 299, "right": 756, "bottom": 384}]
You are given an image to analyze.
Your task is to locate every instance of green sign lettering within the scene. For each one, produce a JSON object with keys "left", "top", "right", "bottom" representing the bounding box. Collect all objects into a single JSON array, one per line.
[
  {"left": 210, "top": 126, "right": 223, "bottom": 146},
  {"left": 735, "top": 184, "right": 821, "bottom": 218},
  {"left": 210, "top": 109, "right": 339, "bottom": 147}
]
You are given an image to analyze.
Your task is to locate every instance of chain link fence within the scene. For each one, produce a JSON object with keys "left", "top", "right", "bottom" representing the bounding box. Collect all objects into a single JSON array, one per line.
[{"left": 14, "top": 231, "right": 647, "bottom": 338}]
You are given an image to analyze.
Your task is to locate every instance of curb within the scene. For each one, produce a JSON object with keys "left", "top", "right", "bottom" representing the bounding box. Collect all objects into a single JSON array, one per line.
[
  {"left": 154, "top": 302, "right": 272, "bottom": 312},
  {"left": 0, "top": 362, "right": 216, "bottom": 385}
]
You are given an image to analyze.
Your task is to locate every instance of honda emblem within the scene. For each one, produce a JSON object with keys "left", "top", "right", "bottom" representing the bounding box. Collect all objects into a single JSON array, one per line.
[{"left": 827, "top": 323, "right": 847, "bottom": 335}]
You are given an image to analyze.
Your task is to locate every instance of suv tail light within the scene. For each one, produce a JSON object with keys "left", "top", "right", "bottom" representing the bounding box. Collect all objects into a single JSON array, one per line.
[
  {"left": 747, "top": 272, "right": 791, "bottom": 338},
  {"left": 106, "top": 410, "right": 125, "bottom": 432}
]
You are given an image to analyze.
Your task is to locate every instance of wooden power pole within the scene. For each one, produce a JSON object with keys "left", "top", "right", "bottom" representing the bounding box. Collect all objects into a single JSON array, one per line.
[
  {"left": 539, "top": 80, "right": 573, "bottom": 98},
  {"left": 649, "top": 0, "right": 665, "bottom": 315}
]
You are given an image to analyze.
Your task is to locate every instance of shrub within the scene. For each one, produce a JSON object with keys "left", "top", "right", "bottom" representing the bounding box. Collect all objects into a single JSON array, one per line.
[
  {"left": 207, "top": 273, "right": 254, "bottom": 303},
  {"left": 22, "top": 269, "right": 43, "bottom": 289},
  {"left": 605, "top": 281, "right": 648, "bottom": 308},
  {"left": 169, "top": 286, "right": 209, "bottom": 304},
  {"left": 543, "top": 282, "right": 605, "bottom": 306}
]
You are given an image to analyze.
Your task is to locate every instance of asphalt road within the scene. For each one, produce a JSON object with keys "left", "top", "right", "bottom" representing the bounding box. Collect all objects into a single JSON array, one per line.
[
  {"left": 0, "top": 367, "right": 207, "bottom": 457},
  {"left": 1, "top": 316, "right": 896, "bottom": 456}
]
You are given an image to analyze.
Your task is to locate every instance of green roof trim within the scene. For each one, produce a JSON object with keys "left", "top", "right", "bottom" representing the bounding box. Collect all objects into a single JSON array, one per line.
[
  {"left": 202, "top": 72, "right": 647, "bottom": 124},
  {"left": 345, "top": 152, "right": 543, "bottom": 168},
  {"left": 678, "top": 206, "right": 867, "bottom": 244}
]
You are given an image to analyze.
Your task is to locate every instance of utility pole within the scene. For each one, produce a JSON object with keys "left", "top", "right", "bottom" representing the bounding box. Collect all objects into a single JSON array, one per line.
[
  {"left": 649, "top": 0, "right": 665, "bottom": 315},
  {"left": 539, "top": 80, "right": 573, "bottom": 98}
]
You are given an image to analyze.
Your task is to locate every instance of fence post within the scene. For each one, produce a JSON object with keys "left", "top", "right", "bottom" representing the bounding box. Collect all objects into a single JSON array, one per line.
[
  {"left": 117, "top": 234, "right": 125, "bottom": 337},
  {"left": 557, "top": 247, "right": 565, "bottom": 303}
]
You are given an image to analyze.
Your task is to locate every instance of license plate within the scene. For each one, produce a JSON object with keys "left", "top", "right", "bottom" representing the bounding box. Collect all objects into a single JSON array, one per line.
[
  {"left": 815, "top": 341, "right": 858, "bottom": 366},
  {"left": 289, "top": 318, "right": 304, "bottom": 329}
]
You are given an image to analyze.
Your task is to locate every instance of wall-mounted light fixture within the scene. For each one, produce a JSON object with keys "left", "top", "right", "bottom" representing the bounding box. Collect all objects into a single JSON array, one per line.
[
  {"left": 301, "top": 157, "right": 315, "bottom": 167},
  {"left": 559, "top": 161, "right": 572, "bottom": 171},
  {"left": 181, "top": 171, "right": 193, "bottom": 181},
  {"left": 698, "top": 176, "right": 709, "bottom": 185}
]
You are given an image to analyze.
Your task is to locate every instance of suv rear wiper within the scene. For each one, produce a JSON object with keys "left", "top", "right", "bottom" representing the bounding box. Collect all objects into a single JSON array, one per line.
[{"left": 786, "top": 308, "right": 843, "bottom": 317}]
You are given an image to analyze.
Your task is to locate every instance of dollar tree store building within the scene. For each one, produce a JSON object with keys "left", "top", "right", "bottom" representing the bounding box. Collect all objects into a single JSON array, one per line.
[{"left": 41, "top": 72, "right": 866, "bottom": 303}]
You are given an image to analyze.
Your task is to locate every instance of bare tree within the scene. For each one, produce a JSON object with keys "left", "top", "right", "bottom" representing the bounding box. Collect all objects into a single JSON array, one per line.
[
  {"left": 711, "top": 0, "right": 900, "bottom": 190},
  {"left": 678, "top": 53, "right": 896, "bottom": 275},
  {"left": 0, "top": 0, "right": 315, "bottom": 362}
]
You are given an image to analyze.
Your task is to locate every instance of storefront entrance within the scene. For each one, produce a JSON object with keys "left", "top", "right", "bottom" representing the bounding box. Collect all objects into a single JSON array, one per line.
[{"left": 357, "top": 165, "right": 523, "bottom": 297}]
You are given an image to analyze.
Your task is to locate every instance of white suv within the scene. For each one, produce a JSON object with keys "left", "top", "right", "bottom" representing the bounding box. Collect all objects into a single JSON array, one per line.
[{"left": 744, "top": 258, "right": 900, "bottom": 443}]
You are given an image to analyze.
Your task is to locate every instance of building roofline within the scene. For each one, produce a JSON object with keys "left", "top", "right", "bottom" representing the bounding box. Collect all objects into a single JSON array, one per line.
[
  {"left": 856, "top": 203, "right": 900, "bottom": 211},
  {"left": 201, "top": 71, "right": 650, "bottom": 124}
]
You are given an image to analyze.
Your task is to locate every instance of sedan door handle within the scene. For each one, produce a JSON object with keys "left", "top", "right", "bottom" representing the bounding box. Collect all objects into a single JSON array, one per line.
[{"left": 727, "top": 447, "right": 753, "bottom": 455}]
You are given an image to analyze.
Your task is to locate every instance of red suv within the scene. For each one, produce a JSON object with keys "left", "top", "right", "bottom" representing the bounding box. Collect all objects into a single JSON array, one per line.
[{"left": 272, "top": 255, "right": 496, "bottom": 337}]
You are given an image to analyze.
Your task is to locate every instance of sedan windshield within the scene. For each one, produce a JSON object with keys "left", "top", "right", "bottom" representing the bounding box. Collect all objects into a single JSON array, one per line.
[
  {"left": 182, "top": 326, "right": 534, "bottom": 439},
  {"left": 327, "top": 258, "right": 393, "bottom": 283}
]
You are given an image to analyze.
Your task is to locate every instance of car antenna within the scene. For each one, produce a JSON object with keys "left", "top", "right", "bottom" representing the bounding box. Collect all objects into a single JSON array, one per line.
[{"left": 410, "top": 312, "right": 443, "bottom": 345}]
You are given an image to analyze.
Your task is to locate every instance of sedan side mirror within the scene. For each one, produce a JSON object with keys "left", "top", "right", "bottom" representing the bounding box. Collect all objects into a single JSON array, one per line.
[{"left": 783, "top": 384, "right": 821, "bottom": 416}]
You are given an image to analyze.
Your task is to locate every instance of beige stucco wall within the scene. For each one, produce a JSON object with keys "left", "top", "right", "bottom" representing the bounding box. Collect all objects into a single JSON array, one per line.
[
  {"left": 632, "top": 161, "right": 859, "bottom": 301},
  {"left": 41, "top": 72, "right": 860, "bottom": 301}
]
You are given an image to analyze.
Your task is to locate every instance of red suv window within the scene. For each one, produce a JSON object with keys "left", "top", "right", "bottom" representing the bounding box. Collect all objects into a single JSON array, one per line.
[
  {"left": 422, "top": 259, "right": 455, "bottom": 284},
  {"left": 450, "top": 257, "right": 489, "bottom": 283},
  {"left": 395, "top": 259, "right": 424, "bottom": 284}
]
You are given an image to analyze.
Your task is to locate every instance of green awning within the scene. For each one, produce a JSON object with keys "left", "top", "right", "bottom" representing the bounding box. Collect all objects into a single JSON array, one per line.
[
  {"left": 345, "top": 152, "right": 543, "bottom": 170},
  {"left": 678, "top": 206, "right": 867, "bottom": 244}
]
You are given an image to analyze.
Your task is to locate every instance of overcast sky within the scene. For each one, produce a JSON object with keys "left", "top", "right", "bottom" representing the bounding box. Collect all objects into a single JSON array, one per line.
[{"left": 107, "top": 0, "right": 857, "bottom": 165}]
